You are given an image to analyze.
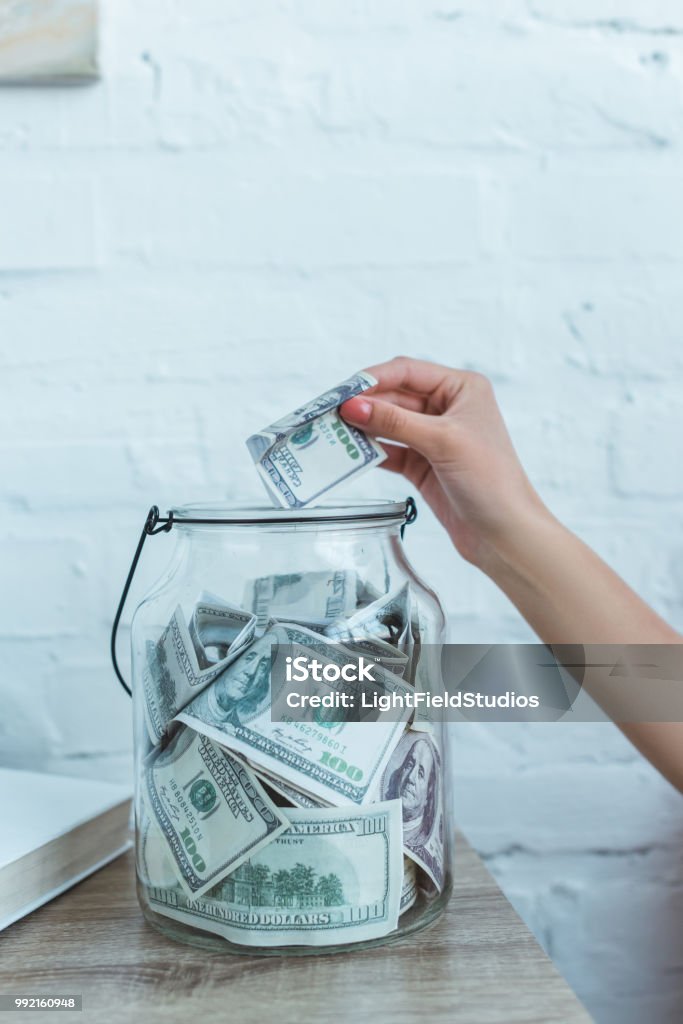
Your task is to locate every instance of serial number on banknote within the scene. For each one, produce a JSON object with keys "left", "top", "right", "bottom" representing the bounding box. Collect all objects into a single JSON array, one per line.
[{"left": 277, "top": 717, "right": 350, "bottom": 755}]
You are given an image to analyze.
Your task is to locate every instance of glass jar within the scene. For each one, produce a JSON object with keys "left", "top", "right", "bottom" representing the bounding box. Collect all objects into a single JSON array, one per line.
[{"left": 127, "top": 499, "right": 452, "bottom": 955}]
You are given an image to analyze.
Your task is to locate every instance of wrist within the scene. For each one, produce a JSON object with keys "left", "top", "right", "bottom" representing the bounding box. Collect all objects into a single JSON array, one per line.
[{"left": 475, "top": 497, "right": 561, "bottom": 589}]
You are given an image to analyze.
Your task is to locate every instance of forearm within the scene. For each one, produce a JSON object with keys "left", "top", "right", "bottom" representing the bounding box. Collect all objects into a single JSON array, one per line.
[
  {"left": 482, "top": 508, "right": 679, "bottom": 645},
  {"left": 480, "top": 507, "right": 683, "bottom": 792}
]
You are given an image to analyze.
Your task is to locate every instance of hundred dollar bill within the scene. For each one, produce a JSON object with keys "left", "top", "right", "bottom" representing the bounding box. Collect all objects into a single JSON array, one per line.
[
  {"left": 142, "top": 599, "right": 256, "bottom": 744},
  {"left": 340, "top": 635, "right": 409, "bottom": 678},
  {"left": 408, "top": 605, "right": 444, "bottom": 732},
  {"left": 145, "top": 801, "right": 403, "bottom": 947},
  {"left": 325, "top": 582, "right": 412, "bottom": 652},
  {"left": 189, "top": 593, "right": 256, "bottom": 668},
  {"left": 406, "top": 604, "right": 422, "bottom": 685},
  {"left": 321, "top": 581, "right": 411, "bottom": 675},
  {"left": 356, "top": 577, "right": 383, "bottom": 608},
  {"left": 380, "top": 730, "right": 444, "bottom": 892},
  {"left": 401, "top": 856, "right": 418, "bottom": 915},
  {"left": 207, "top": 744, "right": 329, "bottom": 810},
  {"left": 270, "top": 617, "right": 408, "bottom": 676},
  {"left": 244, "top": 759, "right": 328, "bottom": 810},
  {"left": 137, "top": 805, "right": 178, "bottom": 890},
  {"left": 267, "top": 619, "right": 408, "bottom": 681},
  {"left": 240, "top": 753, "right": 327, "bottom": 806},
  {"left": 243, "top": 570, "right": 357, "bottom": 632},
  {"left": 246, "top": 372, "right": 386, "bottom": 509},
  {"left": 176, "top": 622, "right": 413, "bottom": 807},
  {"left": 144, "top": 726, "right": 289, "bottom": 897}
]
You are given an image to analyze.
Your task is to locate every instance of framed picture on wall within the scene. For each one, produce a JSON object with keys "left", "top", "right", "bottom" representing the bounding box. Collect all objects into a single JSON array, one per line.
[{"left": 0, "top": 0, "right": 98, "bottom": 83}]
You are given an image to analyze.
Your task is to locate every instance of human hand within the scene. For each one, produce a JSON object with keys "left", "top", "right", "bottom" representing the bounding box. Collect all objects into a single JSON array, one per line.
[{"left": 341, "top": 357, "right": 549, "bottom": 570}]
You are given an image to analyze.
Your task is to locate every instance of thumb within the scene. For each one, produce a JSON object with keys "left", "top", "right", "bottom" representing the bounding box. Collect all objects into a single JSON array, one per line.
[{"left": 340, "top": 396, "right": 440, "bottom": 456}]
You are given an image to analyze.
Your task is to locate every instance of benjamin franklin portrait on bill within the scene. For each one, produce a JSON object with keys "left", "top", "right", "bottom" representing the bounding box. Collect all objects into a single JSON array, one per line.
[{"left": 382, "top": 732, "right": 440, "bottom": 851}]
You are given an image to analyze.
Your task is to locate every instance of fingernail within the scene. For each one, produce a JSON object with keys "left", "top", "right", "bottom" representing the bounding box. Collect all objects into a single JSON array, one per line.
[{"left": 341, "top": 397, "right": 372, "bottom": 424}]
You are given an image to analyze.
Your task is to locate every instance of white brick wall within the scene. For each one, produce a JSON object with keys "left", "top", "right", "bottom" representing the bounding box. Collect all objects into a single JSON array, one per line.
[{"left": 1, "top": 3, "right": 683, "bottom": 1020}]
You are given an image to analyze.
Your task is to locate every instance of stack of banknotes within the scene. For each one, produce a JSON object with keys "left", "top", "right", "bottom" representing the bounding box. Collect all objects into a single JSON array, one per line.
[{"left": 138, "top": 377, "right": 444, "bottom": 948}]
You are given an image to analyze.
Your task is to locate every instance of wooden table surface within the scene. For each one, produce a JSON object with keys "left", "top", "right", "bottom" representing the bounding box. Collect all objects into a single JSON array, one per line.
[{"left": 0, "top": 834, "right": 591, "bottom": 1024}]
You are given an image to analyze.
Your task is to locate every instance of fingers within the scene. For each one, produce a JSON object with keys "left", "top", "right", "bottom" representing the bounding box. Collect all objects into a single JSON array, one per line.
[
  {"left": 378, "top": 443, "right": 431, "bottom": 490},
  {"left": 365, "top": 356, "right": 461, "bottom": 398},
  {"left": 341, "top": 395, "right": 441, "bottom": 456},
  {"left": 370, "top": 389, "right": 428, "bottom": 414},
  {"left": 377, "top": 442, "right": 409, "bottom": 475}
]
